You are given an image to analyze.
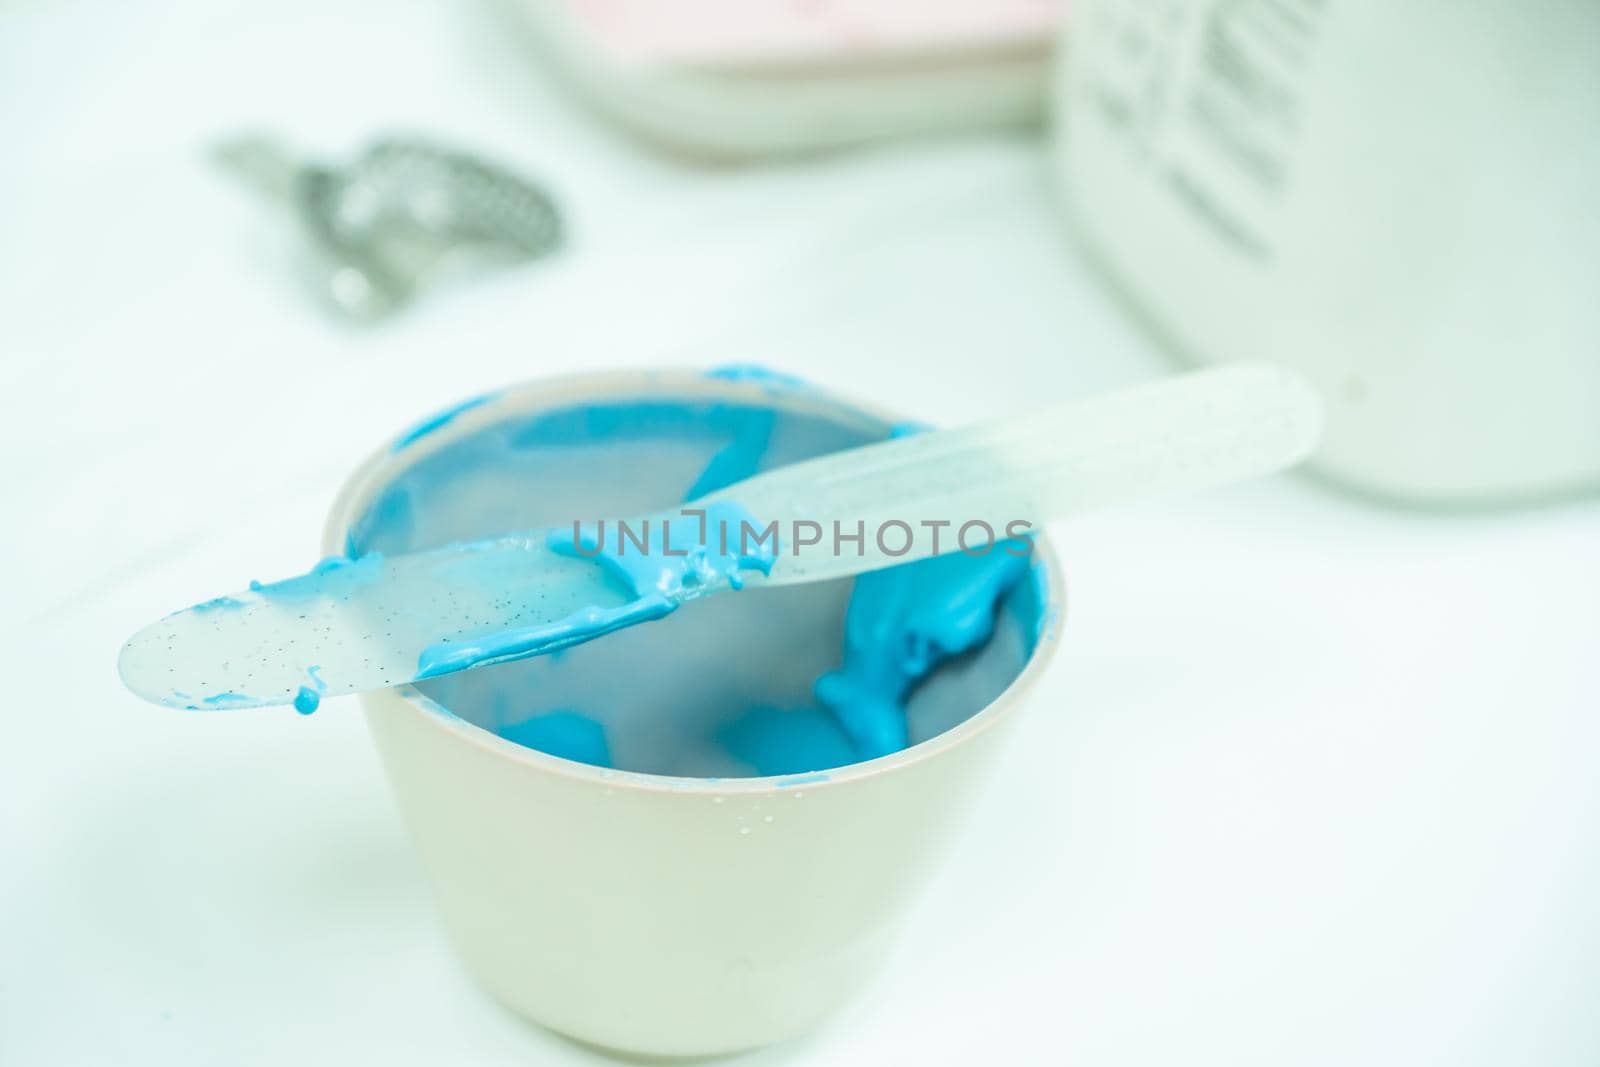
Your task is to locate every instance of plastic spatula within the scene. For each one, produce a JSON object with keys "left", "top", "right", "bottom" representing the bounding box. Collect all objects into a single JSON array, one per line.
[{"left": 118, "top": 364, "right": 1322, "bottom": 710}]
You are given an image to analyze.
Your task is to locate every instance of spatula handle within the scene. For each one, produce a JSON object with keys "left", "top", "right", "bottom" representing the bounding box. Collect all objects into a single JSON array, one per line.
[{"left": 711, "top": 364, "right": 1324, "bottom": 585}]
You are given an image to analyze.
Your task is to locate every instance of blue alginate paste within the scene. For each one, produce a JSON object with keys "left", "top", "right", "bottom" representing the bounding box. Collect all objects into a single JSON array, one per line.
[
  {"left": 174, "top": 383, "right": 1038, "bottom": 780},
  {"left": 202, "top": 562, "right": 381, "bottom": 714},
  {"left": 690, "top": 414, "right": 1032, "bottom": 772},
  {"left": 704, "top": 412, "right": 1036, "bottom": 771},
  {"left": 685, "top": 408, "right": 774, "bottom": 500},
  {"left": 499, "top": 710, "right": 612, "bottom": 767},
  {"left": 716, "top": 705, "right": 858, "bottom": 777},
  {"left": 705, "top": 364, "right": 809, "bottom": 391},
  {"left": 412, "top": 501, "right": 778, "bottom": 682},
  {"left": 777, "top": 772, "right": 830, "bottom": 788},
  {"left": 391, "top": 392, "right": 499, "bottom": 452},
  {"left": 437, "top": 401, "right": 780, "bottom": 764},
  {"left": 293, "top": 665, "right": 327, "bottom": 715},
  {"left": 191, "top": 595, "right": 245, "bottom": 613},
  {"left": 713, "top": 545, "right": 1032, "bottom": 773},
  {"left": 346, "top": 375, "right": 1038, "bottom": 777},
  {"left": 814, "top": 543, "right": 1032, "bottom": 759},
  {"left": 249, "top": 553, "right": 385, "bottom": 599}
]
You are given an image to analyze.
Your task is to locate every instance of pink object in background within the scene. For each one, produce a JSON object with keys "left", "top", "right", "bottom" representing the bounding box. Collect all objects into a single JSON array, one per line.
[{"left": 564, "top": 0, "right": 1065, "bottom": 66}]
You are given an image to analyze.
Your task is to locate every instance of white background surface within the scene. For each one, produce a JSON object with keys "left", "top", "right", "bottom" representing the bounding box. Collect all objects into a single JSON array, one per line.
[{"left": 3, "top": 1, "right": 1597, "bottom": 1064}]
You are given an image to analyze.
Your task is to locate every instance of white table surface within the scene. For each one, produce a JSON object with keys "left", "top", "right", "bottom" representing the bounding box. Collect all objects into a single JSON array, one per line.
[{"left": 4, "top": 2, "right": 1597, "bottom": 1064}]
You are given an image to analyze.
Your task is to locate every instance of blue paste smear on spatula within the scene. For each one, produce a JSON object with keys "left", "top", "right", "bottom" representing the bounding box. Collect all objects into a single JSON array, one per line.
[{"left": 414, "top": 499, "right": 776, "bottom": 682}]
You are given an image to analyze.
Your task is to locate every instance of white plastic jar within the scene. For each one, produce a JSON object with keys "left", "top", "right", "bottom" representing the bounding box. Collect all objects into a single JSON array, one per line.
[{"left": 1052, "top": 0, "right": 1600, "bottom": 505}]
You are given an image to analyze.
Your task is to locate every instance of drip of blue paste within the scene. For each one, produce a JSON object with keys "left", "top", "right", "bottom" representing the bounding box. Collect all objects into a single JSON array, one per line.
[
  {"left": 414, "top": 501, "right": 777, "bottom": 681},
  {"left": 293, "top": 665, "right": 327, "bottom": 715}
]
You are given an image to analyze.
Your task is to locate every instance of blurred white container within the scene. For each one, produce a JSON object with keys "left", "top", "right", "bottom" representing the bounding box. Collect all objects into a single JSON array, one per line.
[
  {"left": 1052, "top": 0, "right": 1600, "bottom": 504},
  {"left": 325, "top": 371, "right": 1064, "bottom": 1057},
  {"left": 504, "top": 0, "right": 1064, "bottom": 157}
]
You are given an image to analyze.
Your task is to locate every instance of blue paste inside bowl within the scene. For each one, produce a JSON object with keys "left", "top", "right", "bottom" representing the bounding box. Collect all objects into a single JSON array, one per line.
[{"left": 347, "top": 385, "right": 1051, "bottom": 778}]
